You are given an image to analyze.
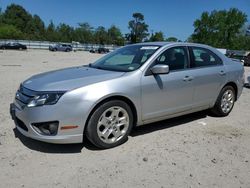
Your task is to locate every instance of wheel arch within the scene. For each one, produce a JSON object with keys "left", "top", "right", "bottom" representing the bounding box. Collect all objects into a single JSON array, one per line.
[
  {"left": 84, "top": 95, "right": 138, "bottom": 134},
  {"left": 223, "top": 82, "right": 238, "bottom": 101}
]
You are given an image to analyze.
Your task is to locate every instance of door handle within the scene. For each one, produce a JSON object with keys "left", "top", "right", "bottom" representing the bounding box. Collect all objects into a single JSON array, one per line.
[
  {"left": 219, "top": 70, "right": 226, "bottom": 76},
  {"left": 183, "top": 76, "right": 194, "bottom": 81}
]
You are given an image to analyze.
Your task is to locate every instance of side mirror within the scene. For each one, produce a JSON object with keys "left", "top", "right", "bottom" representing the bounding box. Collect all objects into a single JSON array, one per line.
[{"left": 150, "top": 64, "right": 169, "bottom": 75}]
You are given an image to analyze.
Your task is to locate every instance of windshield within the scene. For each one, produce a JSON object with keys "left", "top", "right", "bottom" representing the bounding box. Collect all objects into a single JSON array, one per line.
[{"left": 90, "top": 45, "right": 160, "bottom": 72}]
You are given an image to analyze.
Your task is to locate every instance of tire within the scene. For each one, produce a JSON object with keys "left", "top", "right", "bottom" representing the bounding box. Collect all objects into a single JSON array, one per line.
[
  {"left": 210, "top": 85, "right": 235, "bottom": 117},
  {"left": 86, "top": 100, "right": 133, "bottom": 149}
]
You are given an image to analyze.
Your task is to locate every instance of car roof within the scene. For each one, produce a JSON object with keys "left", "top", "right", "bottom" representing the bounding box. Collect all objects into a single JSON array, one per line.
[
  {"left": 134, "top": 41, "right": 213, "bottom": 49},
  {"left": 135, "top": 42, "right": 172, "bottom": 46}
]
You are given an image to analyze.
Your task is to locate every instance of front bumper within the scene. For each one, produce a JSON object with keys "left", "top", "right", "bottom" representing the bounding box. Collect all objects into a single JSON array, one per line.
[{"left": 10, "top": 99, "right": 90, "bottom": 144}]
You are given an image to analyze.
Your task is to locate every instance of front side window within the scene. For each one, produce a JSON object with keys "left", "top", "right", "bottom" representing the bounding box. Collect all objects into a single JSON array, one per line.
[
  {"left": 91, "top": 45, "right": 159, "bottom": 72},
  {"left": 155, "top": 46, "right": 188, "bottom": 71},
  {"left": 190, "top": 47, "right": 222, "bottom": 68}
]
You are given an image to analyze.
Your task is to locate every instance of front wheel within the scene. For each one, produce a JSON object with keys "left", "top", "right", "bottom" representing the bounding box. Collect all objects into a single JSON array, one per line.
[
  {"left": 86, "top": 100, "right": 133, "bottom": 149},
  {"left": 211, "top": 86, "right": 235, "bottom": 117}
]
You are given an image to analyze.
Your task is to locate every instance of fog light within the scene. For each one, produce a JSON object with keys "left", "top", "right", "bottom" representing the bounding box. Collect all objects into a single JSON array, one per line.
[{"left": 32, "top": 121, "right": 59, "bottom": 136}]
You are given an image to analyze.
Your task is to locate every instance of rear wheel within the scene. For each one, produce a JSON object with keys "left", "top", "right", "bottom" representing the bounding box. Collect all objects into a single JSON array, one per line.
[
  {"left": 211, "top": 86, "right": 235, "bottom": 116},
  {"left": 86, "top": 100, "right": 133, "bottom": 149}
]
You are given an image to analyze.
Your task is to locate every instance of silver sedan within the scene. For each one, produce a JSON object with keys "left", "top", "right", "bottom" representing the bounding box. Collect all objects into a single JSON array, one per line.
[{"left": 10, "top": 42, "right": 244, "bottom": 148}]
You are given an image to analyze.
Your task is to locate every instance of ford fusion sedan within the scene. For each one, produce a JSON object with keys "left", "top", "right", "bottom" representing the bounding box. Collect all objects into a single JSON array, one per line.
[{"left": 10, "top": 42, "right": 244, "bottom": 148}]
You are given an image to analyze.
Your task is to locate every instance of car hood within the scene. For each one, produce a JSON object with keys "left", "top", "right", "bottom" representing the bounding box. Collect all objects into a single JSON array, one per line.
[{"left": 22, "top": 66, "right": 125, "bottom": 91}]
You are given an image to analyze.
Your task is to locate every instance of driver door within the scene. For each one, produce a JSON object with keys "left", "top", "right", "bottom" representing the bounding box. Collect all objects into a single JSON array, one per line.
[{"left": 141, "top": 46, "right": 194, "bottom": 121}]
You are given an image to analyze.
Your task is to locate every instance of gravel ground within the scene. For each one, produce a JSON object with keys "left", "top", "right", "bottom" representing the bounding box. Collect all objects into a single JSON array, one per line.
[{"left": 0, "top": 49, "right": 250, "bottom": 188}]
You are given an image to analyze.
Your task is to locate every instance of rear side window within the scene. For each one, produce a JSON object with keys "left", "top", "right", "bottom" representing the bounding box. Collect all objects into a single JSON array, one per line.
[{"left": 189, "top": 47, "right": 222, "bottom": 68}]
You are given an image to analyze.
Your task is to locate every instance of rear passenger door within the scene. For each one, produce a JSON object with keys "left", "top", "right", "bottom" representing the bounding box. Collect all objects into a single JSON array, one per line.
[{"left": 188, "top": 46, "right": 226, "bottom": 109}]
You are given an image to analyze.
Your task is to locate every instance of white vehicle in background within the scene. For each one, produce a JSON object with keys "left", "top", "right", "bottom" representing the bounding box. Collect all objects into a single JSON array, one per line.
[{"left": 217, "top": 48, "right": 227, "bottom": 55}]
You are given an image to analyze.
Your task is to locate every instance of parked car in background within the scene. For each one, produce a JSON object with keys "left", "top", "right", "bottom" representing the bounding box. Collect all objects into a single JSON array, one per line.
[
  {"left": 226, "top": 52, "right": 245, "bottom": 64},
  {"left": 89, "top": 47, "right": 109, "bottom": 54},
  {"left": 10, "top": 42, "right": 244, "bottom": 149},
  {"left": 243, "top": 53, "right": 250, "bottom": 66},
  {"left": 49, "top": 44, "right": 72, "bottom": 52},
  {"left": 0, "top": 43, "right": 27, "bottom": 50},
  {"left": 89, "top": 48, "right": 97, "bottom": 53},
  {"left": 97, "top": 47, "right": 110, "bottom": 53}
]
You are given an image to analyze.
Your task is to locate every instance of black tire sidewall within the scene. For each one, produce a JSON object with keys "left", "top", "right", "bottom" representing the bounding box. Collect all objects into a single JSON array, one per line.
[
  {"left": 86, "top": 100, "right": 134, "bottom": 149},
  {"left": 213, "top": 86, "right": 235, "bottom": 116}
]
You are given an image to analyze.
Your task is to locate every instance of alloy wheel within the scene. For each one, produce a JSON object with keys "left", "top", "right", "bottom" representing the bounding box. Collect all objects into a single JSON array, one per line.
[
  {"left": 97, "top": 106, "right": 129, "bottom": 144},
  {"left": 220, "top": 89, "right": 234, "bottom": 113}
]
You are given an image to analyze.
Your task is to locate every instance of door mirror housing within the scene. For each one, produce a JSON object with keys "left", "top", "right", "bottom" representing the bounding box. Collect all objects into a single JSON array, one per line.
[{"left": 150, "top": 64, "right": 169, "bottom": 75}]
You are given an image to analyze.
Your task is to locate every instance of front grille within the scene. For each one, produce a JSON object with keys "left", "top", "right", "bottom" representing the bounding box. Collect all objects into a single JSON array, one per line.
[
  {"left": 15, "top": 85, "right": 37, "bottom": 104},
  {"left": 15, "top": 117, "right": 28, "bottom": 131}
]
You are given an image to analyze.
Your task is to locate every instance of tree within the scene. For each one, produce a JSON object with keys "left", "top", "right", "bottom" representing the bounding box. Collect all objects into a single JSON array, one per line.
[
  {"left": 128, "top": 12, "right": 149, "bottom": 43},
  {"left": 232, "top": 35, "right": 250, "bottom": 50},
  {"left": 0, "top": 24, "right": 23, "bottom": 39},
  {"left": 0, "top": 8, "right": 3, "bottom": 25},
  {"left": 94, "top": 26, "right": 108, "bottom": 45},
  {"left": 191, "top": 8, "right": 247, "bottom": 49},
  {"left": 0, "top": 3, "right": 135, "bottom": 45},
  {"left": 149, "top": 31, "right": 164, "bottom": 41},
  {"left": 2, "top": 4, "right": 32, "bottom": 33},
  {"left": 26, "top": 14, "right": 45, "bottom": 40},
  {"left": 107, "top": 25, "right": 124, "bottom": 45},
  {"left": 46, "top": 20, "right": 58, "bottom": 41},
  {"left": 56, "top": 23, "right": 74, "bottom": 42},
  {"left": 74, "top": 22, "right": 94, "bottom": 43},
  {"left": 246, "top": 24, "right": 250, "bottom": 36},
  {"left": 165, "top": 37, "right": 178, "bottom": 42}
]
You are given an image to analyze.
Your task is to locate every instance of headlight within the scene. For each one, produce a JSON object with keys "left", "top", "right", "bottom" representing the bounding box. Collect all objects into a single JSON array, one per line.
[{"left": 27, "top": 92, "right": 65, "bottom": 107}]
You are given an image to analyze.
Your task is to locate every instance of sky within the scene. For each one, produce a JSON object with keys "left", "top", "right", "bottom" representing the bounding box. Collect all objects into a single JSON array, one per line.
[{"left": 0, "top": 0, "right": 249, "bottom": 41}]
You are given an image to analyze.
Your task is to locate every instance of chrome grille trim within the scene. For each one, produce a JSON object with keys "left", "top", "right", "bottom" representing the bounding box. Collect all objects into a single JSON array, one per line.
[{"left": 15, "top": 85, "right": 38, "bottom": 105}]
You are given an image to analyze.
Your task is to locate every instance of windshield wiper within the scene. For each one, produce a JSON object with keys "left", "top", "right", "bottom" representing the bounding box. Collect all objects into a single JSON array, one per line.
[
  {"left": 87, "top": 63, "right": 124, "bottom": 72},
  {"left": 87, "top": 63, "right": 103, "bottom": 70}
]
